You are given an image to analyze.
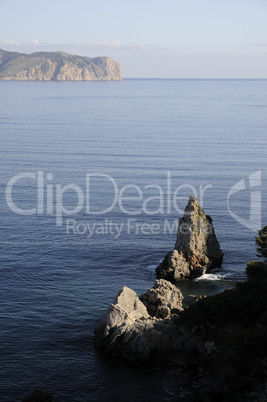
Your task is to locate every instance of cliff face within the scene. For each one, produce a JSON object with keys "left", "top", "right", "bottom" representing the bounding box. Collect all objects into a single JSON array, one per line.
[{"left": 0, "top": 49, "right": 122, "bottom": 81}]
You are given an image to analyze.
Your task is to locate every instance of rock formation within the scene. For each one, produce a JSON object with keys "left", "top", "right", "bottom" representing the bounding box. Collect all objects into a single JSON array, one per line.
[
  {"left": 95, "top": 263, "right": 267, "bottom": 400},
  {"left": 156, "top": 196, "right": 223, "bottom": 281},
  {"left": 95, "top": 225, "right": 267, "bottom": 400},
  {"left": 0, "top": 49, "right": 122, "bottom": 81},
  {"left": 140, "top": 279, "right": 183, "bottom": 318},
  {"left": 95, "top": 280, "right": 184, "bottom": 362}
]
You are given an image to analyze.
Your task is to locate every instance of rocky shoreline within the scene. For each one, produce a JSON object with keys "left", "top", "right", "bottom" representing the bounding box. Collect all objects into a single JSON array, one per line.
[{"left": 95, "top": 197, "right": 267, "bottom": 401}]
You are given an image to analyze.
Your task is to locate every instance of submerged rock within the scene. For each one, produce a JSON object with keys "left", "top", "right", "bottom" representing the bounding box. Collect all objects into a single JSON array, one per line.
[{"left": 156, "top": 196, "right": 223, "bottom": 281}]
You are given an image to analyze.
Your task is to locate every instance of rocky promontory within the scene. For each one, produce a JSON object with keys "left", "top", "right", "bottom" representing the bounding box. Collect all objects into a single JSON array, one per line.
[
  {"left": 95, "top": 261, "right": 267, "bottom": 401},
  {"left": 95, "top": 279, "right": 184, "bottom": 362},
  {"left": 95, "top": 199, "right": 267, "bottom": 400},
  {"left": 0, "top": 49, "right": 122, "bottom": 81},
  {"left": 156, "top": 196, "right": 223, "bottom": 280}
]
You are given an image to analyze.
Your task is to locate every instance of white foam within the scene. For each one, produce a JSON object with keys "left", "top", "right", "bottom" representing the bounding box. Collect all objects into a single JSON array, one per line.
[
  {"left": 194, "top": 273, "right": 227, "bottom": 281},
  {"left": 145, "top": 260, "right": 162, "bottom": 272},
  {"left": 145, "top": 264, "right": 157, "bottom": 273}
]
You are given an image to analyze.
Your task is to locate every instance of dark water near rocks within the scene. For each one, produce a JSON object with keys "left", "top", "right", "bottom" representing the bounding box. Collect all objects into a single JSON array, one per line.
[{"left": 0, "top": 79, "right": 267, "bottom": 401}]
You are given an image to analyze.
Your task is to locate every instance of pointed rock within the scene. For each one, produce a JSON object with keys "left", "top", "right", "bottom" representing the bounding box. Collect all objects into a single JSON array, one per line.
[
  {"left": 95, "top": 286, "right": 150, "bottom": 347},
  {"left": 156, "top": 196, "right": 223, "bottom": 281}
]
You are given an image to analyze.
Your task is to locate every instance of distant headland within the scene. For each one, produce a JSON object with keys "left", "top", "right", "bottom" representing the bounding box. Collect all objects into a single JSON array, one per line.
[{"left": 0, "top": 48, "right": 122, "bottom": 81}]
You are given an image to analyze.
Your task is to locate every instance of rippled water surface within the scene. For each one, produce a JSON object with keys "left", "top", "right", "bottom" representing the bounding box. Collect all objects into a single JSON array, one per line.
[{"left": 0, "top": 79, "right": 267, "bottom": 401}]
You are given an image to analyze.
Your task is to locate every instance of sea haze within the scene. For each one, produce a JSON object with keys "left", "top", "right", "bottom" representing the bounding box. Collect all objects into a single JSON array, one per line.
[{"left": 0, "top": 79, "right": 267, "bottom": 401}]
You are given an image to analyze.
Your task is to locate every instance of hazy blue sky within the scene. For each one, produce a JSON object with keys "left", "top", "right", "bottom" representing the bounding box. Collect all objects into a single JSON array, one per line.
[{"left": 1, "top": 0, "right": 267, "bottom": 78}]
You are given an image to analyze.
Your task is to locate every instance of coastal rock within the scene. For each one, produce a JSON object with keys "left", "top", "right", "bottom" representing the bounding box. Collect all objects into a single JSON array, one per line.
[
  {"left": 246, "top": 260, "right": 267, "bottom": 281},
  {"left": 156, "top": 250, "right": 190, "bottom": 281},
  {"left": 95, "top": 233, "right": 267, "bottom": 399},
  {"left": 140, "top": 279, "right": 183, "bottom": 318},
  {"left": 95, "top": 286, "right": 149, "bottom": 346},
  {"left": 95, "top": 283, "right": 184, "bottom": 362},
  {"left": 156, "top": 196, "right": 223, "bottom": 280},
  {"left": 0, "top": 49, "right": 122, "bottom": 81},
  {"left": 256, "top": 225, "right": 267, "bottom": 257}
]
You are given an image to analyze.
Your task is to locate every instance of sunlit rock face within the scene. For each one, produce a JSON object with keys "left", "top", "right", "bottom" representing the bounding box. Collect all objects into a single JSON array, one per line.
[
  {"left": 0, "top": 49, "right": 122, "bottom": 81},
  {"left": 156, "top": 196, "right": 223, "bottom": 281}
]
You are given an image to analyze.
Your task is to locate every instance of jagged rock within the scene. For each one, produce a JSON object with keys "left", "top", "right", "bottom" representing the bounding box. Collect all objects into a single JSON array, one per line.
[
  {"left": 95, "top": 284, "right": 184, "bottom": 362},
  {"left": 95, "top": 286, "right": 149, "bottom": 346},
  {"left": 95, "top": 236, "right": 267, "bottom": 398},
  {"left": 156, "top": 196, "right": 223, "bottom": 281},
  {"left": 0, "top": 48, "right": 122, "bottom": 81},
  {"left": 156, "top": 250, "right": 190, "bottom": 281},
  {"left": 140, "top": 279, "right": 183, "bottom": 318}
]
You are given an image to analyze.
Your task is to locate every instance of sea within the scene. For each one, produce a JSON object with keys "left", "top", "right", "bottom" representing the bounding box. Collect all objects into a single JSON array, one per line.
[{"left": 0, "top": 79, "right": 267, "bottom": 401}]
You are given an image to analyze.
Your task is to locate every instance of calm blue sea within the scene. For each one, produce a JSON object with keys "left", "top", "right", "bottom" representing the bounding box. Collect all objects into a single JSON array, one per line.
[{"left": 0, "top": 79, "right": 267, "bottom": 401}]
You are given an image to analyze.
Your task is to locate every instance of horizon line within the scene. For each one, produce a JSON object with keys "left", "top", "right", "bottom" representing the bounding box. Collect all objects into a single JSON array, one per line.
[{"left": 123, "top": 77, "right": 267, "bottom": 80}]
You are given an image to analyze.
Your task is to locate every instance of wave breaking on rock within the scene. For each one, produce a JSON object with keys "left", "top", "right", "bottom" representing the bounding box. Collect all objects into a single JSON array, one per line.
[{"left": 156, "top": 196, "right": 223, "bottom": 281}]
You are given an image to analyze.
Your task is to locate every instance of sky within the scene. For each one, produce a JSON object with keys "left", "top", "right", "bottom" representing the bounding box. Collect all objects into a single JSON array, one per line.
[{"left": 1, "top": 0, "right": 267, "bottom": 78}]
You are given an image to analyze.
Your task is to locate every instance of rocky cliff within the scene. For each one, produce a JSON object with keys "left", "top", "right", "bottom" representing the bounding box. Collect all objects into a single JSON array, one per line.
[
  {"left": 0, "top": 49, "right": 122, "bottom": 81},
  {"left": 156, "top": 196, "right": 223, "bottom": 280}
]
